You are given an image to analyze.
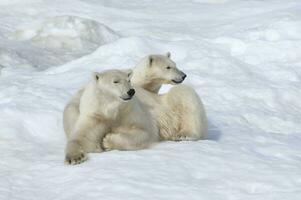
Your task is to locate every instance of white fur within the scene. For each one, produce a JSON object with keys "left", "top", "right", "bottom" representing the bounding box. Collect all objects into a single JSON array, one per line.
[
  {"left": 63, "top": 70, "right": 159, "bottom": 165},
  {"left": 132, "top": 53, "right": 208, "bottom": 141},
  {"left": 135, "top": 85, "right": 207, "bottom": 141}
]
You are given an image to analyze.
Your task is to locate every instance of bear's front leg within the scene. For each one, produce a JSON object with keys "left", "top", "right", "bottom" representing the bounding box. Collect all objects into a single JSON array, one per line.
[
  {"left": 65, "top": 140, "right": 87, "bottom": 165},
  {"left": 65, "top": 116, "right": 107, "bottom": 165},
  {"left": 102, "top": 127, "right": 156, "bottom": 151}
]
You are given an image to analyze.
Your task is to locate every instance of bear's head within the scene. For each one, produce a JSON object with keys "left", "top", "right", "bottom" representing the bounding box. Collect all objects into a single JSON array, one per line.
[
  {"left": 145, "top": 52, "right": 186, "bottom": 85},
  {"left": 93, "top": 69, "right": 135, "bottom": 101},
  {"left": 131, "top": 52, "right": 187, "bottom": 93}
]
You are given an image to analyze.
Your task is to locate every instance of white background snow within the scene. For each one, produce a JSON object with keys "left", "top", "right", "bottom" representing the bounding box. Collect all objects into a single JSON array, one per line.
[{"left": 1, "top": 0, "right": 301, "bottom": 199}]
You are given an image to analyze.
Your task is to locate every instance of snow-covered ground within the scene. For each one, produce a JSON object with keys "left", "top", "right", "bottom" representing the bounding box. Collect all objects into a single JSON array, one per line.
[{"left": 1, "top": 0, "right": 301, "bottom": 199}]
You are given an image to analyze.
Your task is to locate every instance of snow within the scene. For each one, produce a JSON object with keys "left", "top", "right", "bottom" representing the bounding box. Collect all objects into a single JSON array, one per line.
[
  {"left": 1, "top": 0, "right": 301, "bottom": 199},
  {"left": 12, "top": 16, "right": 119, "bottom": 51}
]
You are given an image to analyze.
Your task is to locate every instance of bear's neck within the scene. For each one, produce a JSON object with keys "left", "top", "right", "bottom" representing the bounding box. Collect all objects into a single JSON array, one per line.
[
  {"left": 132, "top": 70, "right": 162, "bottom": 94},
  {"left": 141, "top": 80, "right": 162, "bottom": 94}
]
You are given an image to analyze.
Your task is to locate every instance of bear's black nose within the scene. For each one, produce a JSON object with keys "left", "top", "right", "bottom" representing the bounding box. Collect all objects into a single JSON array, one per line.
[
  {"left": 127, "top": 89, "right": 135, "bottom": 97},
  {"left": 182, "top": 74, "right": 187, "bottom": 80}
]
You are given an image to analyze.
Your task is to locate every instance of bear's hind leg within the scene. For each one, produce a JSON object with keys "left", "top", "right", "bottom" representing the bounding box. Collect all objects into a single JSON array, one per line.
[
  {"left": 166, "top": 85, "right": 207, "bottom": 141},
  {"left": 172, "top": 106, "right": 207, "bottom": 141}
]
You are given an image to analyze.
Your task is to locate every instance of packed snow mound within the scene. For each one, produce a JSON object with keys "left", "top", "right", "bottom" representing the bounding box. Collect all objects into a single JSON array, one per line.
[
  {"left": 13, "top": 16, "right": 119, "bottom": 51},
  {"left": 0, "top": 0, "right": 38, "bottom": 6},
  {"left": 192, "top": 0, "right": 234, "bottom": 3},
  {"left": 0, "top": 48, "right": 33, "bottom": 70},
  {"left": 0, "top": 16, "right": 120, "bottom": 70},
  {"left": 0, "top": 49, "right": 31, "bottom": 67}
]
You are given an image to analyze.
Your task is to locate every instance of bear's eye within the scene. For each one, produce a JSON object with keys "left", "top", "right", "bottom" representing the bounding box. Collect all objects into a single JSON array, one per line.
[
  {"left": 113, "top": 80, "right": 119, "bottom": 84},
  {"left": 166, "top": 66, "right": 171, "bottom": 69}
]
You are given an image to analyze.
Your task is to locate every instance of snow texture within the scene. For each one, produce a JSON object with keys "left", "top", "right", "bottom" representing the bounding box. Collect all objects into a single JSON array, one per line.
[{"left": 0, "top": 0, "right": 301, "bottom": 200}]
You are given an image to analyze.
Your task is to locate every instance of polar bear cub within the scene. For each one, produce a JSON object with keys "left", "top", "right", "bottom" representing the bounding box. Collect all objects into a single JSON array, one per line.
[
  {"left": 64, "top": 69, "right": 159, "bottom": 165},
  {"left": 132, "top": 52, "right": 207, "bottom": 140}
]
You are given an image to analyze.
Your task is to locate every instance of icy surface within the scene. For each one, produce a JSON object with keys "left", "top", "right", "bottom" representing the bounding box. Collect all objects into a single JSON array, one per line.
[{"left": 1, "top": 0, "right": 301, "bottom": 199}]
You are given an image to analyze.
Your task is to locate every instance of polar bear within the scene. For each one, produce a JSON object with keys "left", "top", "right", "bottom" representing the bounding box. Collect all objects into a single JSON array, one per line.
[
  {"left": 64, "top": 69, "right": 159, "bottom": 165},
  {"left": 131, "top": 53, "right": 207, "bottom": 140},
  {"left": 131, "top": 52, "right": 187, "bottom": 94}
]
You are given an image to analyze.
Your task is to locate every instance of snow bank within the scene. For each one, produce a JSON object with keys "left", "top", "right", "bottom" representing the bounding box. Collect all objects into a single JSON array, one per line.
[
  {"left": 192, "top": 0, "right": 234, "bottom": 3},
  {"left": 0, "top": 0, "right": 40, "bottom": 6},
  {"left": 0, "top": 48, "right": 33, "bottom": 70},
  {"left": 0, "top": 16, "right": 120, "bottom": 71},
  {"left": 13, "top": 15, "right": 119, "bottom": 51}
]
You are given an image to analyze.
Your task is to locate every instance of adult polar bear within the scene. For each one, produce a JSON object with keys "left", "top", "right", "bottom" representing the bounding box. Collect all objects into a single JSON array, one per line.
[
  {"left": 64, "top": 70, "right": 159, "bottom": 165},
  {"left": 131, "top": 52, "right": 207, "bottom": 140}
]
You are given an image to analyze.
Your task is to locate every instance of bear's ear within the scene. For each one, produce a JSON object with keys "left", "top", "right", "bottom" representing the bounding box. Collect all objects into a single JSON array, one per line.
[
  {"left": 148, "top": 55, "right": 153, "bottom": 67},
  {"left": 166, "top": 52, "right": 171, "bottom": 58},
  {"left": 124, "top": 69, "right": 133, "bottom": 79},
  {"left": 93, "top": 72, "right": 100, "bottom": 82}
]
